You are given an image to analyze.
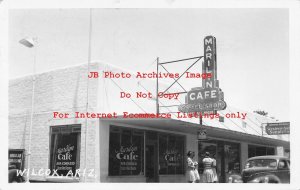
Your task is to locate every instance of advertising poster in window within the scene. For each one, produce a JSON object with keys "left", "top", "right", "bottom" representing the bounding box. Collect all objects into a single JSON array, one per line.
[
  {"left": 109, "top": 128, "right": 144, "bottom": 176},
  {"left": 53, "top": 134, "right": 78, "bottom": 176},
  {"left": 159, "top": 135, "right": 184, "bottom": 175},
  {"left": 8, "top": 149, "right": 25, "bottom": 170}
]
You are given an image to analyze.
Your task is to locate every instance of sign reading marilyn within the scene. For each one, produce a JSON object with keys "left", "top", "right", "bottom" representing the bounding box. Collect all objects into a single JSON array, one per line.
[
  {"left": 203, "top": 36, "right": 217, "bottom": 89},
  {"left": 179, "top": 36, "right": 226, "bottom": 113},
  {"left": 265, "top": 122, "right": 290, "bottom": 135}
]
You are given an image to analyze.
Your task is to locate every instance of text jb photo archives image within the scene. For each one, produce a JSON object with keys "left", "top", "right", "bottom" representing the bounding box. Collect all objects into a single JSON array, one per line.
[{"left": 6, "top": 7, "right": 296, "bottom": 185}]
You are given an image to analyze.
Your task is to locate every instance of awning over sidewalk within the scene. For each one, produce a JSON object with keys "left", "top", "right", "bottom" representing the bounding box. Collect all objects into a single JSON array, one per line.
[{"left": 101, "top": 117, "right": 289, "bottom": 149}]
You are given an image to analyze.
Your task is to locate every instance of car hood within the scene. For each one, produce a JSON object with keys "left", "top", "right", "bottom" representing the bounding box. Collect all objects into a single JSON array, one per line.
[
  {"left": 243, "top": 167, "right": 276, "bottom": 173},
  {"left": 242, "top": 167, "right": 276, "bottom": 180}
]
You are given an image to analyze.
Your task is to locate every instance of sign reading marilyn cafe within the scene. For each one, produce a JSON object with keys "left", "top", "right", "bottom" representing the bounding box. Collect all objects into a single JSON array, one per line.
[{"left": 179, "top": 36, "right": 226, "bottom": 113}]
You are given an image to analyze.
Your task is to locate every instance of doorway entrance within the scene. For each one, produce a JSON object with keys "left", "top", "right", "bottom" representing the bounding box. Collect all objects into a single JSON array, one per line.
[
  {"left": 198, "top": 140, "right": 240, "bottom": 183},
  {"left": 145, "top": 131, "right": 159, "bottom": 182}
]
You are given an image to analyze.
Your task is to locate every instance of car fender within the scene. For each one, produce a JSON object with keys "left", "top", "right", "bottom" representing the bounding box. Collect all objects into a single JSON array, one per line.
[{"left": 249, "top": 172, "right": 281, "bottom": 183}]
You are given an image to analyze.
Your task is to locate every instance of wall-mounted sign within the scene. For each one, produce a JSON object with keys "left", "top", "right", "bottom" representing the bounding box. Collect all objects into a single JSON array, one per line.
[
  {"left": 198, "top": 129, "right": 207, "bottom": 140},
  {"left": 187, "top": 87, "right": 223, "bottom": 104},
  {"left": 219, "top": 116, "right": 224, "bottom": 122},
  {"left": 265, "top": 122, "right": 290, "bottom": 135},
  {"left": 203, "top": 36, "right": 217, "bottom": 89},
  {"left": 8, "top": 149, "right": 25, "bottom": 170},
  {"left": 179, "top": 100, "right": 226, "bottom": 113},
  {"left": 178, "top": 36, "right": 226, "bottom": 113}
]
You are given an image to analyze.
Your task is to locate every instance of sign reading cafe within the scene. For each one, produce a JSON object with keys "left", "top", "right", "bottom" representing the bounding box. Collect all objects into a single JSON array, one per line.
[
  {"left": 115, "top": 145, "right": 139, "bottom": 171},
  {"left": 163, "top": 149, "right": 182, "bottom": 166},
  {"left": 55, "top": 144, "right": 77, "bottom": 175},
  {"left": 179, "top": 36, "right": 226, "bottom": 113}
]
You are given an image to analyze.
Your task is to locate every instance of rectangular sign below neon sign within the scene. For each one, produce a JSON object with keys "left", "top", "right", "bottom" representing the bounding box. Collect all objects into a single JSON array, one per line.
[{"left": 178, "top": 100, "right": 226, "bottom": 113}]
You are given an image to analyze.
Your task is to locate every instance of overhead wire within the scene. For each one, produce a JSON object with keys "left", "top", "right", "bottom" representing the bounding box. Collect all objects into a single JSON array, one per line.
[{"left": 109, "top": 78, "right": 147, "bottom": 113}]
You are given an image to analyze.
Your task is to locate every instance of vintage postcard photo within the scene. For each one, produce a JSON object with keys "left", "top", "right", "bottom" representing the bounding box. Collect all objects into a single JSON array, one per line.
[{"left": 4, "top": 1, "right": 300, "bottom": 189}]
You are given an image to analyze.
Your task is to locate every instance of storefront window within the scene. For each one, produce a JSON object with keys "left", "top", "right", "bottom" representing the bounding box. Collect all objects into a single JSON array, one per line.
[
  {"left": 49, "top": 125, "right": 81, "bottom": 176},
  {"left": 158, "top": 134, "right": 184, "bottom": 175},
  {"left": 248, "top": 145, "right": 256, "bottom": 158},
  {"left": 109, "top": 126, "right": 144, "bottom": 176},
  {"left": 248, "top": 145, "right": 275, "bottom": 158},
  {"left": 267, "top": 147, "right": 275, "bottom": 155},
  {"left": 108, "top": 126, "right": 185, "bottom": 176},
  {"left": 224, "top": 142, "right": 240, "bottom": 174},
  {"left": 256, "top": 146, "right": 267, "bottom": 156}
]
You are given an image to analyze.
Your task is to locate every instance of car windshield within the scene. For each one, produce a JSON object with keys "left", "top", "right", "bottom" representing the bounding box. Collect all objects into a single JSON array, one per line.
[{"left": 245, "top": 159, "right": 277, "bottom": 169}]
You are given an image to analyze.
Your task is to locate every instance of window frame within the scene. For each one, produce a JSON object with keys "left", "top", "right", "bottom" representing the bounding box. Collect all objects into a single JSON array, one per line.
[
  {"left": 158, "top": 132, "right": 185, "bottom": 175},
  {"left": 278, "top": 159, "right": 289, "bottom": 170},
  {"left": 108, "top": 125, "right": 145, "bottom": 176},
  {"left": 248, "top": 144, "right": 276, "bottom": 158},
  {"left": 49, "top": 124, "right": 81, "bottom": 177},
  {"left": 108, "top": 125, "right": 186, "bottom": 177}
]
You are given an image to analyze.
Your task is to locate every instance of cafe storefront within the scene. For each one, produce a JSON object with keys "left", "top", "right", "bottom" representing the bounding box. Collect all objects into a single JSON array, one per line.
[
  {"left": 100, "top": 119, "right": 189, "bottom": 183},
  {"left": 108, "top": 125, "right": 185, "bottom": 182},
  {"left": 9, "top": 62, "right": 290, "bottom": 183},
  {"left": 99, "top": 117, "right": 289, "bottom": 183}
]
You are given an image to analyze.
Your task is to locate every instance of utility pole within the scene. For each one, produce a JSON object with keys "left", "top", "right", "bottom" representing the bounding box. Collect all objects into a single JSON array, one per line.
[{"left": 156, "top": 57, "right": 159, "bottom": 114}]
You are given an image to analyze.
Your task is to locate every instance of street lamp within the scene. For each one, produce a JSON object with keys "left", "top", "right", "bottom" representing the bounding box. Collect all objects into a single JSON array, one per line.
[
  {"left": 19, "top": 38, "right": 36, "bottom": 48},
  {"left": 19, "top": 37, "right": 37, "bottom": 183}
]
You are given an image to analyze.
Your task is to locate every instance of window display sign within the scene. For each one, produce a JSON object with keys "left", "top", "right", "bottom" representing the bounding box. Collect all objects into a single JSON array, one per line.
[
  {"left": 115, "top": 145, "right": 140, "bottom": 172},
  {"left": 163, "top": 149, "right": 182, "bottom": 167},
  {"left": 265, "top": 122, "right": 290, "bottom": 135},
  {"left": 8, "top": 149, "right": 25, "bottom": 170},
  {"left": 109, "top": 127, "right": 144, "bottom": 176},
  {"left": 55, "top": 143, "right": 77, "bottom": 175},
  {"left": 159, "top": 134, "right": 184, "bottom": 175},
  {"left": 49, "top": 125, "right": 81, "bottom": 176}
]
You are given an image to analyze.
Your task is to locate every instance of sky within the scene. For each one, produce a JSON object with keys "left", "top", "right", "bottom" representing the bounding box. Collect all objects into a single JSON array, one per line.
[{"left": 9, "top": 8, "right": 289, "bottom": 121}]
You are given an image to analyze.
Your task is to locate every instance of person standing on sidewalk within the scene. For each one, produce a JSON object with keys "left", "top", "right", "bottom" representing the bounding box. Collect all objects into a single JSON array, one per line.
[
  {"left": 212, "top": 157, "right": 218, "bottom": 182},
  {"left": 202, "top": 152, "right": 215, "bottom": 183},
  {"left": 192, "top": 152, "right": 200, "bottom": 183},
  {"left": 186, "top": 151, "right": 196, "bottom": 183}
]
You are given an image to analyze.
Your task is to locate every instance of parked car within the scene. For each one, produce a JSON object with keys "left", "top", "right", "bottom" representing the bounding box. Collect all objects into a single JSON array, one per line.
[
  {"left": 228, "top": 155, "right": 290, "bottom": 183},
  {"left": 8, "top": 164, "right": 25, "bottom": 183}
]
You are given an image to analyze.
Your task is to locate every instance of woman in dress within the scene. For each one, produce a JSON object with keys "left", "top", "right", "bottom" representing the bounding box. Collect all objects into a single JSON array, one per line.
[
  {"left": 192, "top": 152, "right": 200, "bottom": 183},
  {"left": 202, "top": 152, "right": 215, "bottom": 183},
  {"left": 186, "top": 151, "right": 196, "bottom": 183},
  {"left": 212, "top": 157, "right": 218, "bottom": 183}
]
